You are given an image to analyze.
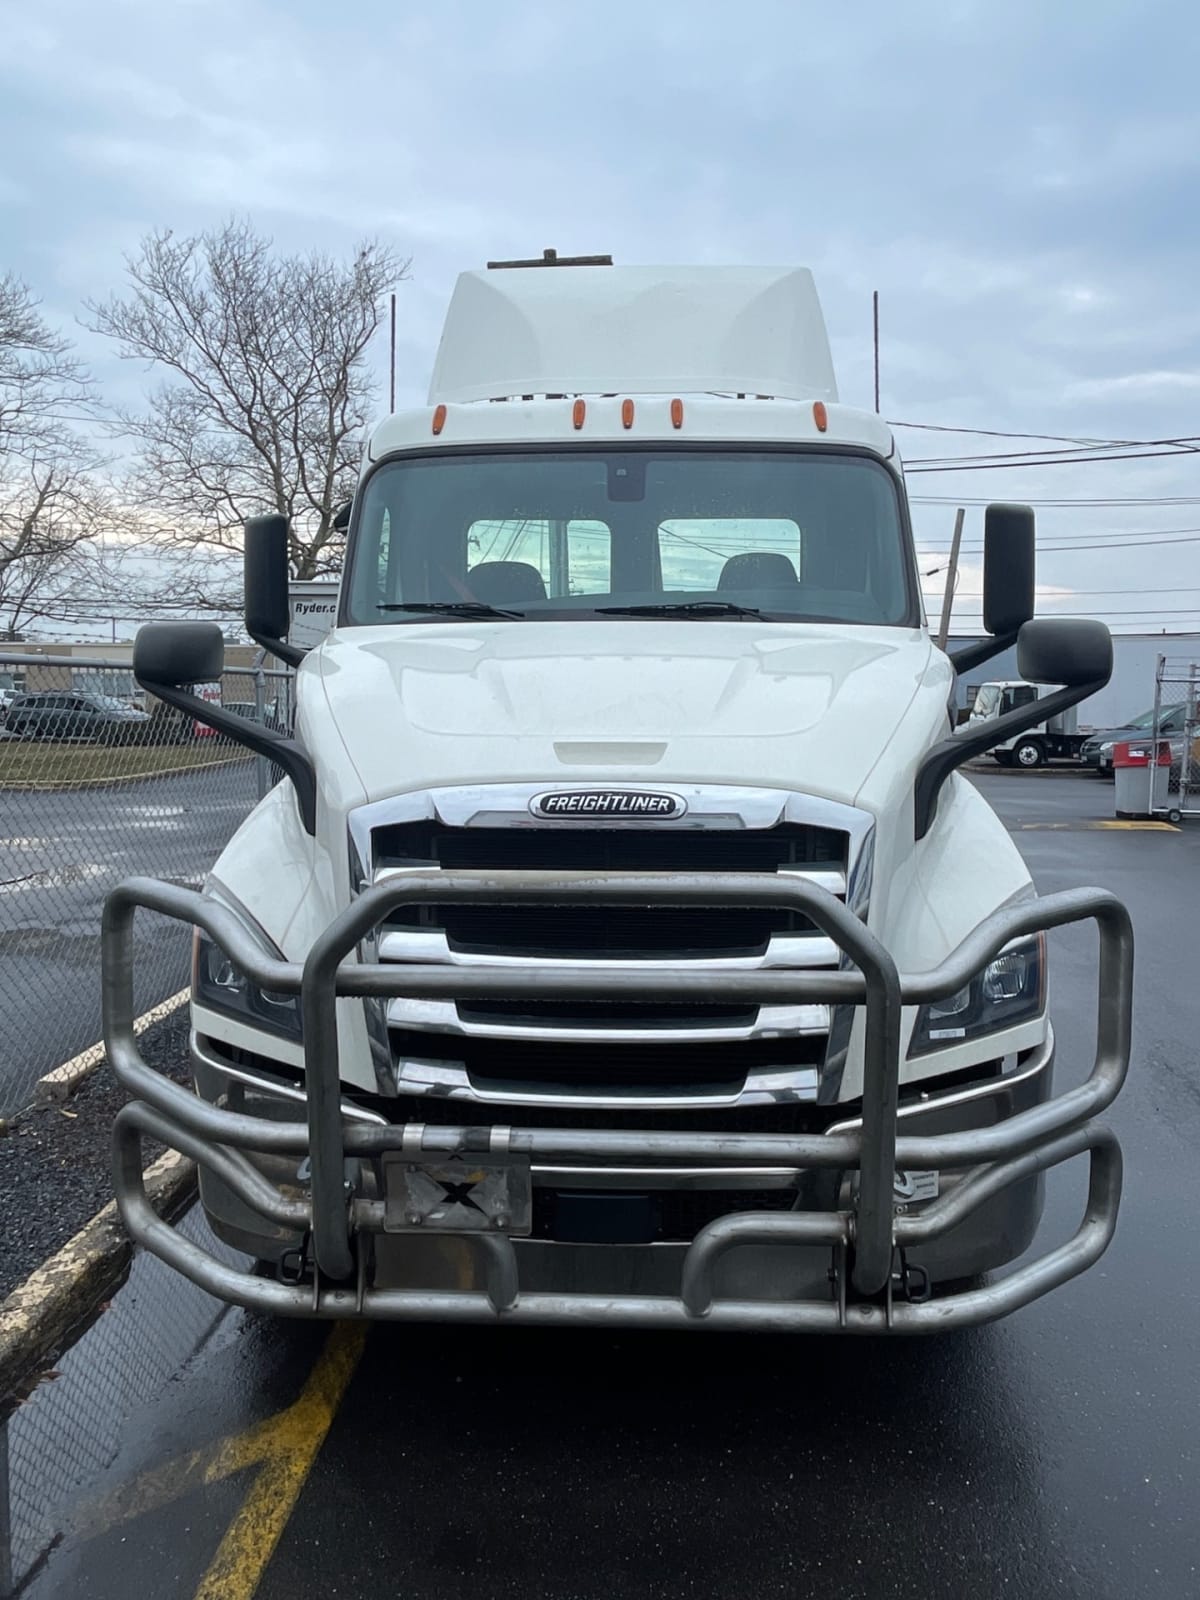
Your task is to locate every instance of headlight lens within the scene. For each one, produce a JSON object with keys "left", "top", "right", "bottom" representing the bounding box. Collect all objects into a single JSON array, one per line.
[
  {"left": 909, "top": 935, "right": 1045, "bottom": 1056},
  {"left": 193, "top": 932, "right": 302, "bottom": 1040}
]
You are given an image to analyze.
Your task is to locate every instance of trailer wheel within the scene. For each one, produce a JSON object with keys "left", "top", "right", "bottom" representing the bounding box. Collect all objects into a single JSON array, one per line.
[
  {"left": 1013, "top": 738, "right": 1045, "bottom": 769},
  {"left": 1167, "top": 807, "right": 1183, "bottom": 825}
]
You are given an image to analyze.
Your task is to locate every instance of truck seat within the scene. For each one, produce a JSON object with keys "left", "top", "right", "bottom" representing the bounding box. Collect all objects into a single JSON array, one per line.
[
  {"left": 467, "top": 561, "right": 548, "bottom": 603},
  {"left": 717, "top": 552, "right": 799, "bottom": 590}
]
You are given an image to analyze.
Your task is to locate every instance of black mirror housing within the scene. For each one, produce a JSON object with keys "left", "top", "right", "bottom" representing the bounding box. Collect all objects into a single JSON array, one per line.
[
  {"left": 983, "top": 504, "right": 1035, "bottom": 636},
  {"left": 245, "top": 513, "right": 305, "bottom": 668},
  {"left": 134, "top": 621, "right": 225, "bottom": 687},
  {"left": 1017, "top": 617, "right": 1113, "bottom": 688}
]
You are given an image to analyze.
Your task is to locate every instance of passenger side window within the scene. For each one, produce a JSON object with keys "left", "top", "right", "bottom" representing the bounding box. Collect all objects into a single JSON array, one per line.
[{"left": 658, "top": 519, "right": 802, "bottom": 591}]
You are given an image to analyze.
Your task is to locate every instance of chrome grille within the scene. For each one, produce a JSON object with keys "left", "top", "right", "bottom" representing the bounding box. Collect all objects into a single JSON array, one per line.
[{"left": 347, "top": 783, "right": 874, "bottom": 1099}]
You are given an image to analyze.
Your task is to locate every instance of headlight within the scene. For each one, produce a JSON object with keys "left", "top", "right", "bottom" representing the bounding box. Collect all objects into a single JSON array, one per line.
[
  {"left": 192, "top": 931, "right": 302, "bottom": 1040},
  {"left": 908, "top": 935, "right": 1045, "bottom": 1056},
  {"left": 1100, "top": 742, "right": 1113, "bottom": 757}
]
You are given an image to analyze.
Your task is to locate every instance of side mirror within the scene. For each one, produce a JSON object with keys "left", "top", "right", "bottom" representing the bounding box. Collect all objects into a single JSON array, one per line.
[
  {"left": 982, "top": 504, "right": 1035, "bottom": 636},
  {"left": 948, "top": 504, "right": 1036, "bottom": 675},
  {"left": 1017, "top": 617, "right": 1113, "bottom": 688},
  {"left": 332, "top": 500, "right": 353, "bottom": 532},
  {"left": 915, "top": 613, "right": 1113, "bottom": 840},
  {"left": 245, "top": 514, "right": 305, "bottom": 668},
  {"left": 134, "top": 621, "right": 225, "bottom": 687},
  {"left": 131, "top": 618, "right": 317, "bottom": 835}
]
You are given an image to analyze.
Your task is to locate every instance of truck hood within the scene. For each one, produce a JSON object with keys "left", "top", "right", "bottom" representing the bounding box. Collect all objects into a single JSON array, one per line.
[{"left": 310, "top": 621, "right": 939, "bottom": 808}]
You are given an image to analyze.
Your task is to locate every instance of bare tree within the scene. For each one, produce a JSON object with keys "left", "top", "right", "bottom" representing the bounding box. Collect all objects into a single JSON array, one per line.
[
  {"left": 87, "top": 222, "right": 409, "bottom": 579},
  {"left": 0, "top": 275, "right": 102, "bottom": 638},
  {"left": 0, "top": 458, "right": 111, "bottom": 638}
]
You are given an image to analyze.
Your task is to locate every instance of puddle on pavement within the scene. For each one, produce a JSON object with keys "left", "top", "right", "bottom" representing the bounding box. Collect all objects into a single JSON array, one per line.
[{"left": 0, "top": 1209, "right": 242, "bottom": 1597}]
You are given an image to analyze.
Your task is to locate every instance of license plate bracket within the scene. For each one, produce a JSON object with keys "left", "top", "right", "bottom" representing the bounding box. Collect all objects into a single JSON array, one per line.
[{"left": 382, "top": 1152, "right": 533, "bottom": 1236}]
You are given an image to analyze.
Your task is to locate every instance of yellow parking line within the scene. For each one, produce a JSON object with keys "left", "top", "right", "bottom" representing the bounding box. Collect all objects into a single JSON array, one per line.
[
  {"left": 1017, "top": 820, "right": 1179, "bottom": 832},
  {"left": 193, "top": 1321, "right": 367, "bottom": 1600}
]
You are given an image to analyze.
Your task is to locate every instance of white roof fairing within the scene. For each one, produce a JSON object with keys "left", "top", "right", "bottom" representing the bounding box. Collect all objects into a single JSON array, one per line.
[{"left": 427, "top": 266, "right": 839, "bottom": 406}]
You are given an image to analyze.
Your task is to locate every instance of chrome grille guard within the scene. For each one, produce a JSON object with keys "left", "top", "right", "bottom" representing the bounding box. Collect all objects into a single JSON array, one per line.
[{"left": 103, "top": 872, "right": 1132, "bottom": 1332}]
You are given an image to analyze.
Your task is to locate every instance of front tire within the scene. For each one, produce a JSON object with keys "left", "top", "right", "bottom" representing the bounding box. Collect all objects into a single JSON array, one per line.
[{"left": 1013, "top": 738, "right": 1045, "bottom": 769}]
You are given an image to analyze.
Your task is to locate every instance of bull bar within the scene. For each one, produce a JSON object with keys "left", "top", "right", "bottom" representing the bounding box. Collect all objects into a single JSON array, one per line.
[{"left": 103, "top": 872, "right": 1132, "bottom": 1332}]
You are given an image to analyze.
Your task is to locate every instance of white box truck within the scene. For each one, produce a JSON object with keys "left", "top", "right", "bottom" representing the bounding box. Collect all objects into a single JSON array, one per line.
[
  {"left": 969, "top": 680, "right": 1087, "bottom": 768},
  {"left": 105, "top": 260, "right": 1131, "bottom": 1332}
]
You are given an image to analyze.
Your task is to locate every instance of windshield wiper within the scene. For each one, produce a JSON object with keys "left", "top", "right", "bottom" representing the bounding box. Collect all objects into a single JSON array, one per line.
[
  {"left": 596, "top": 600, "right": 764, "bottom": 619},
  {"left": 377, "top": 601, "right": 525, "bottom": 620}
]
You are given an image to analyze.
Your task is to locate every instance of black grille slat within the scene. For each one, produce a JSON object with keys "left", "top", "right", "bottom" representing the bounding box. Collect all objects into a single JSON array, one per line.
[
  {"left": 375, "top": 820, "right": 845, "bottom": 873},
  {"left": 375, "top": 820, "right": 846, "bottom": 959}
]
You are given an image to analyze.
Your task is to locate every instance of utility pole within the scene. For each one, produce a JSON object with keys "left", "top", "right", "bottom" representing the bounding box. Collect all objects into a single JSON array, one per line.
[
  {"left": 872, "top": 290, "right": 880, "bottom": 413},
  {"left": 936, "top": 507, "right": 966, "bottom": 650},
  {"left": 389, "top": 293, "right": 396, "bottom": 413}
]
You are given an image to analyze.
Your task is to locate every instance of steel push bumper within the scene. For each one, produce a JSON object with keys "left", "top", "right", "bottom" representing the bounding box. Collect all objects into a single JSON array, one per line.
[{"left": 103, "top": 873, "right": 1132, "bottom": 1332}]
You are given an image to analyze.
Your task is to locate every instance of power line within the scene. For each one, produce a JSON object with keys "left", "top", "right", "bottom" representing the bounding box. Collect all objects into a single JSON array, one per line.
[
  {"left": 891, "top": 420, "right": 1136, "bottom": 446},
  {"left": 912, "top": 494, "right": 1200, "bottom": 507},
  {"left": 919, "top": 534, "right": 1200, "bottom": 554},
  {"left": 905, "top": 435, "right": 1200, "bottom": 466},
  {"left": 920, "top": 587, "right": 1200, "bottom": 598},
  {"left": 907, "top": 446, "right": 1200, "bottom": 474}
]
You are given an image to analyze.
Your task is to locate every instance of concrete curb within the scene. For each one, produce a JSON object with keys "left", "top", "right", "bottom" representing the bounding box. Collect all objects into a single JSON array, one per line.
[
  {"left": 34, "top": 989, "right": 191, "bottom": 1105},
  {"left": 0, "top": 1149, "right": 197, "bottom": 1416},
  {"left": 964, "top": 761, "right": 1099, "bottom": 779},
  {"left": 0, "top": 752, "right": 251, "bottom": 793}
]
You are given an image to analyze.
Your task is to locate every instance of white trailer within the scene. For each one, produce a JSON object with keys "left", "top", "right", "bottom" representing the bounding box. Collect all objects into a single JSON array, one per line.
[{"left": 106, "top": 259, "right": 1132, "bottom": 1333}]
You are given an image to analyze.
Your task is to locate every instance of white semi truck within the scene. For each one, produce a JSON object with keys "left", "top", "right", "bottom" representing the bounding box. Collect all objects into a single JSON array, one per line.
[{"left": 105, "top": 260, "right": 1131, "bottom": 1332}]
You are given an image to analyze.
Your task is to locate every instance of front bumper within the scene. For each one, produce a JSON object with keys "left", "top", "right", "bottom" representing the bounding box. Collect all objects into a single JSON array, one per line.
[{"left": 103, "top": 872, "right": 1132, "bottom": 1333}]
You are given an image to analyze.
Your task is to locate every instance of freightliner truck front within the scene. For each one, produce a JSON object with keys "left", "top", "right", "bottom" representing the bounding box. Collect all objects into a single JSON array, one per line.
[{"left": 105, "top": 261, "right": 1132, "bottom": 1332}]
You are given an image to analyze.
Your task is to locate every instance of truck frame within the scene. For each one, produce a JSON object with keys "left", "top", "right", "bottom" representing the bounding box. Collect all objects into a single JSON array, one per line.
[{"left": 104, "top": 261, "right": 1131, "bottom": 1331}]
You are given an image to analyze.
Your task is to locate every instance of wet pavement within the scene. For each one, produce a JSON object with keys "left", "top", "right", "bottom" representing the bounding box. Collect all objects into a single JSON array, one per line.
[
  {"left": 0, "top": 765, "right": 256, "bottom": 1113},
  {"left": 4, "top": 773, "right": 1198, "bottom": 1599}
]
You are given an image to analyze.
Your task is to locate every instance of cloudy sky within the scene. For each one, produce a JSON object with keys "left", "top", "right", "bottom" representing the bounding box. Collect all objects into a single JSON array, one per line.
[{"left": 2, "top": 0, "right": 1198, "bottom": 635}]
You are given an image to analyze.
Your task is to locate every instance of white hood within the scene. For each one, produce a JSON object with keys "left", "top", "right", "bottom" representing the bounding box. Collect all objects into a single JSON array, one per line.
[{"left": 309, "top": 621, "right": 941, "bottom": 808}]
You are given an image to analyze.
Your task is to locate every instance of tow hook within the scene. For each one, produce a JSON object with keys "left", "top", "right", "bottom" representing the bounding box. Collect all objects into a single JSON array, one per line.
[
  {"left": 890, "top": 1246, "right": 931, "bottom": 1305},
  {"left": 279, "top": 1229, "right": 314, "bottom": 1286}
]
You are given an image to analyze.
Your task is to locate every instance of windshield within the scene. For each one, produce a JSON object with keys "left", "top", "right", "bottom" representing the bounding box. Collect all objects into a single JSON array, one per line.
[{"left": 343, "top": 449, "right": 916, "bottom": 627}]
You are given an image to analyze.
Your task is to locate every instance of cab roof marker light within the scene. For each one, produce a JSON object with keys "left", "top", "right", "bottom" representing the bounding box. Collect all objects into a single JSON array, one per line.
[
  {"left": 572, "top": 398, "right": 587, "bottom": 430},
  {"left": 431, "top": 404, "right": 447, "bottom": 435},
  {"left": 813, "top": 401, "right": 828, "bottom": 433},
  {"left": 621, "top": 398, "right": 635, "bottom": 429},
  {"left": 670, "top": 398, "right": 684, "bottom": 429}
]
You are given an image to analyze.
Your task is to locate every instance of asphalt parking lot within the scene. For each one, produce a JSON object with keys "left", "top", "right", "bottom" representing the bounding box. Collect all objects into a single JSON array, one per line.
[
  {"left": 0, "top": 765, "right": 256, "bottom": 1113},
  {"left": 4, "top": 771, "right": 1198, "bottom": 1600}
]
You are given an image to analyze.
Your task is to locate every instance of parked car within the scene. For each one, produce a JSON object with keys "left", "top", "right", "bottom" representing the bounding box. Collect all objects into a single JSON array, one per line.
[
  {"left": 3, "top": 691, "right": 151, "bottom": 743},
  {"left": 1080, "top": 705, "right": 1190, "bottom": 775}
]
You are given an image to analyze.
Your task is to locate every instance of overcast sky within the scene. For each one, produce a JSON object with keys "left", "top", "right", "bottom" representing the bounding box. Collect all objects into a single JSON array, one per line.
[{"left": 2, "top": 0, "right": 1198, "bottom": 636}]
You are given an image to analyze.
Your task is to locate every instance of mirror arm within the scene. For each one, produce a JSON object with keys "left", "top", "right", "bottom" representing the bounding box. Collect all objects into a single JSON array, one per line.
[
  {"left": 247, "top": 628, "right": 308, "bottom": 670},
  {"left": 947, "top": 631, "right": 1019, "bottom": 676},
  {"left": 914, "top": 676, "right": 1107, "bottom": 841},
  {"left": 138, "top": 680, "right": 317, "bottom": 835}
]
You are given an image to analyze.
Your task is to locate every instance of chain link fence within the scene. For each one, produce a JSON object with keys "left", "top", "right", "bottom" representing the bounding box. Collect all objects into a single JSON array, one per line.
[
  {"left": 1153, "top": 655, "right": 1200, "bottom": 818},
  {"left": 0, "top": 653, "right": 292, "bottom": 1116}
]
